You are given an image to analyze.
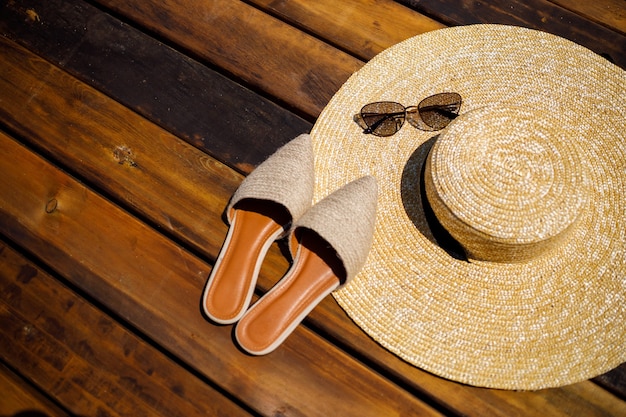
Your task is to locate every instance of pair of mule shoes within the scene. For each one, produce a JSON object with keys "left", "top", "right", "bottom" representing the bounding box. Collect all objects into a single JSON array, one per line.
[{"left": 202, "top": 134, "right": 378, "bottom": 355}]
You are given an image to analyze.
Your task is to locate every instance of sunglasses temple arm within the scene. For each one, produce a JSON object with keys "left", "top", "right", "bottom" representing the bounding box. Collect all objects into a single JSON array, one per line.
[
  {"left": 418, "top": 105, "right": 460, "bottom": 119},
  {"left": 361, "top": 111, "right": 405, "bottom": 134}
]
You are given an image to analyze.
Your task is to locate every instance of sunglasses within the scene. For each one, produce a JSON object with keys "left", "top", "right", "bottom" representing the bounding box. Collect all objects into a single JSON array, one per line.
[{"left": 353, "top": 92, "right": 462, "bottom": 137}]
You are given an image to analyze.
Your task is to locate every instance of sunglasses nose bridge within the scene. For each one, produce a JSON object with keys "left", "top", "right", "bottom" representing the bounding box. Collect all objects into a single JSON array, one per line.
[{"left": 405, "top": 106, "right": 431, "bottom": 131}]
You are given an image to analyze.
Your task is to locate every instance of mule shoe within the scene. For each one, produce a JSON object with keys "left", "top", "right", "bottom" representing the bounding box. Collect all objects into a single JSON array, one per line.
[
  {"left": 202, "top": 134, "right": 315, "bottom": 324},
  {"left": 235, "top": 176, "right": 378, "bottom": 354}
]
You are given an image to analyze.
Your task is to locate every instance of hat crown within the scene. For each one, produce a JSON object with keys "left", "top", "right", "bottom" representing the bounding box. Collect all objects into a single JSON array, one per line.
[{"left": 425, "top": 106, "right": 589, "bottom": 263}]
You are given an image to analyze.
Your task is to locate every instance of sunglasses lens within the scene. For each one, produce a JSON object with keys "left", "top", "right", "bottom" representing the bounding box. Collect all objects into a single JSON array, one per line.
[
  {"left": 360, "top": 102, "right": 406, "bottom": 136},
  {"left": 418, "top": 92, "right": 462, "bottom": 130}
]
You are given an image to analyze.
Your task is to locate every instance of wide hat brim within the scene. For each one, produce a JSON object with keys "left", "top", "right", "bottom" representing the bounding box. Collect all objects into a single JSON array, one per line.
[{"left": 310, "top": 24, "right": 626, "bottom": 390}]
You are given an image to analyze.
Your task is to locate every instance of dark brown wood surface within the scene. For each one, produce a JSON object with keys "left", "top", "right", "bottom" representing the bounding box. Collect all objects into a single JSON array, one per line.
[
  {"left": 399, "top": 0, "right": 626, "bottom": 67},
  {"left": 0, "top": 0, "right": 311, "bottom": 173},
  {"left": 0, "top": 361, "right": 68, "bottom": 416},
  {"left": 1, "top": 0, "right": 625, "bottom": 415}
]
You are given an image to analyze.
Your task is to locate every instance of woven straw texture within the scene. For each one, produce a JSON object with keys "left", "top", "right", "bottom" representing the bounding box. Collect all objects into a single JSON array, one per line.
[
  {"left": 294, "top": 176, "right": 377, "bottom": 284},
  {"left": 310, "top": 25, "right": 625, "bottom": 390},
  {"left": 228, "top": 133, "right": 314, "bottom": 229}
]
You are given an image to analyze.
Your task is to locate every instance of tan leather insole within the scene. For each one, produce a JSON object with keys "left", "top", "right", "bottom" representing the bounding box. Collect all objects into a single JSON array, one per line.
[
  {"left": 204, "top": 208, "right": 283, "bottom": 322},
  {"left": 236, "top": 232, "right": 341, "bottom": 354}
]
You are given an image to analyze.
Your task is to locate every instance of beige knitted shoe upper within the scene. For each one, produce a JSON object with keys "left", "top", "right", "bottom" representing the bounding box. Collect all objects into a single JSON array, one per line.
[
  {"left": 227, "top": 134, "right": 315, "bottom": 232},
  {"left": 292, "top": 176, "right": 378, "bottom": 286}
]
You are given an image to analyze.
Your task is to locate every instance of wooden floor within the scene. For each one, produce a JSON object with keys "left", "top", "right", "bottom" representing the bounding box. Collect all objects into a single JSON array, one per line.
[{"left": 1, "top": 0, "right": 625, "bottom": 415}]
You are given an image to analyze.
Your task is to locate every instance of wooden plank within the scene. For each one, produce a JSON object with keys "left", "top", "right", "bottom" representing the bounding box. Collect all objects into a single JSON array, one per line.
[
  {"left": 0, "top": 304, "right": 167, "bottom": 417},
  {"left": 548, "top": 0, "right": 626, "bottom": 35},
  {"left": 247, "top": 0, "right": 445, "bottom": 60},
  {"left": 93, "top": 0, "right": 363, "bottom": 118},
  {"left": 398, "top": 0, "right": 626, "bottom": 69},
  {"left": 0, "top": 34, "right": 243, "bottom": 258},
  {"left": 0, "top": 306, "right": 120, "bottom": 415},
  {"left": 2, "top": 37, "right": 624, "bottom": 416},
  {"left": 0, "top": 0, "right": 311, "bottom": 173},
  {"left": 0, "top": 241, "right": 250, "bottom": 417},
  {"left": 0, "top": 361, "right": 68, "bottom": 416},
  {"left": 0, "top": 62, "right": 441, "bottom": 417}
]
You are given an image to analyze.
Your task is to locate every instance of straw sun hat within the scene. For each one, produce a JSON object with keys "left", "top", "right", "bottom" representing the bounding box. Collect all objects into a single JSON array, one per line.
[{"left": 310, "top": 24, "right": 625, "bottom": 390}]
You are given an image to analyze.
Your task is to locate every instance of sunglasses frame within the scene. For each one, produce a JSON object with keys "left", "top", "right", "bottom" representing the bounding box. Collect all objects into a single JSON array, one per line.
[{"left": 354, "top": 92, "right": 462, "bottom": 137}]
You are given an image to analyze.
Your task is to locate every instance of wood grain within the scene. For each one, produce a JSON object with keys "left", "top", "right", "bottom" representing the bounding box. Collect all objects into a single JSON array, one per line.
[
  {"left": 0, "top": 361, "right": 68, "bottom": 416},
  {"left": 94, "top": 0, "right": 363, "bottom": 118},
  {"left": 0, "top": 242, "right": 250, "bottom": 417},
  {"left": 398, "top": 0, "right": 626, "bottom": 68},
  {"left": 548, "top": 0, "right": 626, "bottom": 35},
  {"left": 0, "top": 45, "right": 441, "bottom": 417},
  {"left": 0, "top": 35, "right": 241, "bottom": 257},
  {"left": 0, "top": 0, "right": 311, "bottom": 173},
  {"left": 248, "top": 0, "right": 445, "bottom": 60}
]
